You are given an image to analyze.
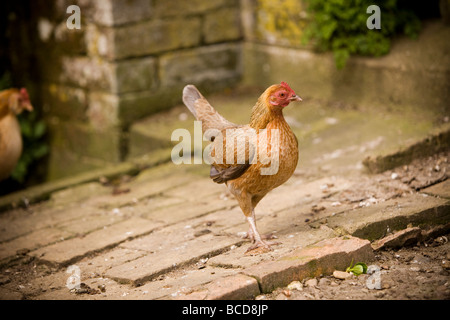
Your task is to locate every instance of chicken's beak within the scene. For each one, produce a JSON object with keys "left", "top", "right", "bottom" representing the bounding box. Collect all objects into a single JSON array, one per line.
[
  {"left": 290, "top": 95, "right": 302, "bottom": 102},
  {"left": 24, "top": 103, "right": 33, "bottom": 112}
]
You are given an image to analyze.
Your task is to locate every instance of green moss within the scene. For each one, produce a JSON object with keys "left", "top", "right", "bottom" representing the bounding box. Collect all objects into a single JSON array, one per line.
[{"left": 256, "top": 0, "right": 307, "bottom": 46}]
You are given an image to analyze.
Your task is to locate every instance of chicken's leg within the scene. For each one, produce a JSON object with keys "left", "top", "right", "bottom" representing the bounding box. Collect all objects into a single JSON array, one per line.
[
  {"left": 243, "top": 210, "right": 278, "bottom": 242},
  {"left": 232, "top": 189, "right": 280, "bottom": 253},
  {"left": 244, "top": 209, "right": 280, "bottom": 253}
]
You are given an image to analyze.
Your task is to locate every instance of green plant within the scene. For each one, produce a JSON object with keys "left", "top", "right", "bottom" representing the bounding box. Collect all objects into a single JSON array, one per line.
[
  {"left": 12, "top": 111, "right": 48, "bottom": 183},
  {"left": 303, "top": 0, "right": 422, "bottom": 69},
  {"left": 346, "top": 259, "right": 368, "bottom": 276}
]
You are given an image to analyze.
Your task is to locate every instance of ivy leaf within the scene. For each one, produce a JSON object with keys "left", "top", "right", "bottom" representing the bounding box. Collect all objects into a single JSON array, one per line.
[
  {"left": 34, "top": 121, "right": 46, "bottom": 139},
  {"left": 346, "top": 262, "right": 368, "bottom": 276},
  {"left": 320, "top": 20, "right": 338, "bottom": 40}
]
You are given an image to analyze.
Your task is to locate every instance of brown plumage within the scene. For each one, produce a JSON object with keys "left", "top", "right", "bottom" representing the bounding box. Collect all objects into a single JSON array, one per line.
[
  {"left": 0, "top": 88, "right": 33, "bottom": 181},
  {"left": 183, "top": 83, "right": 302, "bottom": 253}
]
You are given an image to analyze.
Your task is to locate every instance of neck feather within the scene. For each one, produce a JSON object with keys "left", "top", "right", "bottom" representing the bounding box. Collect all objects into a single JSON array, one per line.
[{"left": 249, "top": 96, "right": 284, "bottom": 129}]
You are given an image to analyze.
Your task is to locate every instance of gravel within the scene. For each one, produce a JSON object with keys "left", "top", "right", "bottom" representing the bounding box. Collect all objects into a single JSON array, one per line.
[{"left": 259, "top": 233, "right": 450, "bottom": 300}]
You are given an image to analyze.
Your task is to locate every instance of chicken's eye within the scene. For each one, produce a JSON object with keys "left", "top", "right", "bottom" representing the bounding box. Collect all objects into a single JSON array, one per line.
[{"left": 280, "top": 93, "right": 285, "bottom": 97}]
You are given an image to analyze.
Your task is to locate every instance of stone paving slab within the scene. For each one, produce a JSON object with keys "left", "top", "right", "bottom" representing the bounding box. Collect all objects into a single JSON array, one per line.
[
  {"left": 0, "top": 165, "right": 449, "bottom": 300},
  {"left": 173, "top": 274, "right": 260, "bottom": 300},
  {"left": 85, "top": 173, "right": 195, "bottom": 210},
  {"left": 141, "top": 193, "right": 237, "bottom": 224},
  {"left": 0, "top": 227, "right": 73, "bottom": 262},
  {"left": 29, "top": 217, "right": 163, "bottom": 266},
  {"left": 208, "top": 226, "right": 336, "bottom": 270},
  {"left": 256, "top": 176, "right": 353, "bottom": 215},
  {"left": 422, "top": 179, "right": 450, "bottom": 199},
  {"left": 135, "top": 266, "right": 240, "bottom": 300},
  {"left": 243, "top": 236, "right": 373, "bottom": 293},
  {"left": 322, "top": 194, "right": 450, "bottom": 240},
  {"left": 105, "top": 232, "right": 242, "bottom": 286}
]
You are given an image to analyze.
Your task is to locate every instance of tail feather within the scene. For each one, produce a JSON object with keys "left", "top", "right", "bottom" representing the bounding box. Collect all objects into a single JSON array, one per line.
[
  {"left": 182, "top": 84, "right": 238, "bottom": 132},
  {"left": 182, "top": 85, "right": 202, "bottom": 119}
]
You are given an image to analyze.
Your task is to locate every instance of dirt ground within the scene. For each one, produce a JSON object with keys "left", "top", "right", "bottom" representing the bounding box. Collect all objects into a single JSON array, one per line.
[{"left": 261, "top": 233, "right": 450, "bottom": 300}]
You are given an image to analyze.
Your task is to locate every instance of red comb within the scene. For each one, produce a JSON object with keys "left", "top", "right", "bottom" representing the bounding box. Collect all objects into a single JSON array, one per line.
[
  {"left": 20, "top": 88, "right": 30, "bottom": 101},
  {"left": 280, "top": 81, "right": 293, "bottom": 92}
]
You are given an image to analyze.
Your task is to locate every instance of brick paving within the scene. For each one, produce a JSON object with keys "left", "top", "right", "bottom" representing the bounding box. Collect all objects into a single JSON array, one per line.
[{"left": 0, "top": 157, "right": 448, "bottom": 300}]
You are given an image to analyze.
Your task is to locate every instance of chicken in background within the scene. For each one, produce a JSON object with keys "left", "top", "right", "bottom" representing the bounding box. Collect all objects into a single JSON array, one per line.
[
  {"left": 0, "top": 88, "right": 33, "bottom": 181},
  {"left": 183, "top": 82, "right": 302, "bottom": 254}
]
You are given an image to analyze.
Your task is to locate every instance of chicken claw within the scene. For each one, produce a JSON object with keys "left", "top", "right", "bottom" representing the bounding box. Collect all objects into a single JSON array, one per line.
[{"left": 244, "top": 240, "right": 281, "bottom": 255}]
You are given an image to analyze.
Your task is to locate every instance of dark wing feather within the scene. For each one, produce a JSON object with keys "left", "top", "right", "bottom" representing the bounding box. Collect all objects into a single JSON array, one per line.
[{"left": 210, "top": 163, "right": 251, "bottom": 184}]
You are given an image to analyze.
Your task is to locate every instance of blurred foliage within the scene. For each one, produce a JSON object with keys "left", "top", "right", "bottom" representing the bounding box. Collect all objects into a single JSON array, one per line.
[
  {"left": 12, "top": 111, "right": 49, "bottom": 183},
  {"left": 0, "top": 72, "right": 48, "bottom": 184},
  {"left": 303, "top": 0, "right": 422, "bottom": 69},
  {"left": 0, "top": 72, "right": 11, "bottom": 90}
]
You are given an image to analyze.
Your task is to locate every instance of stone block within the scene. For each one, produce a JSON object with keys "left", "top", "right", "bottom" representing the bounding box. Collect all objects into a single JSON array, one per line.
[
  {"left": 79, "top": 0, "right": 153, "bottom": 26},
  {"left": 115, "top": 57, "right": 157, "bottom": 94},
  {"left": 50, "top": 182, "right": 110, "bottom": 206},
  {"left": 0, "top": 227, "right": 73, "bottom": 261},
  {"left": 45, "top": 148, "right": 115, "bottom": 181},
  {"left": 59, "top": 56, "right": 116, "bottom": 92},
  {"left": 87, "top": 173, "right": 195, "bottom": 209},
  {"left": 112, "top": 18, "right": 202, "bottom": 59},
  {"left": 55, "top": 55, "right": 157, "bottom": 95},
  {"left": 105, "top": 231, "right": 239, "bottom": 285},
  {"left": 87, "top": 91, "right": 120, "bottom": 128},
  {"left": 371, "top": 227, "right": 422, "bottom": 250},
  {"left": 243, "top": 236, "right": 374, "bottom": 293},
  {"left": 47, "top": 120, "right": 123, "bottom": 163},
  {"left": 203, "top": 7, "right": 242, "bottom": 44},
  {"left": 53, "top": 21, "right": 87, "bottom": 54},
  {"left": 422, "top": 180, "right": 450, "bottom": 199},
  {"left": 176, "top": 274, "right": 260, "bottom": 300},
  {"left": 127, "top": 128, "right": 170, "bottom": 159},
  {"left": 139, "top": 266, "right": 238, "bottom": 300},
  {"left": 324, "top": 194, "right": 450, "bottom": 241},
  {"left": 159, "top": 43, "right": 242, "bottom": 88},
  {"left": 209, "top": 226, "right": 337, "bottom": 270},
  {"left": 118, "top": 87, "right": 184, "bottom": 126},
  {"left": 144, "top": 197, "right": 235, "bottom": 225},
  {"left": 254, "top": 0, "right": 307, "bottom": 47},
  {"left": 85, "top": 23, "right": 115, "bottom": 57},
  {"left": 363, "top": 128, "right": 450, "bottom": 173},
  {"left": 153, "top": 0, "right": 229, "bottom": 17},
  {"left": 42, "top": 83, "right": 87, "bottom": 121},
  {"left": 30, "top": 217, "right": 163, "bottom": 266}
]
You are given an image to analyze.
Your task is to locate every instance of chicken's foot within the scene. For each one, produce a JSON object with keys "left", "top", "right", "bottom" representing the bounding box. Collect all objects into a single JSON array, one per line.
[{"left": 244, "top": 212, "right": 280, "bottom": 254}]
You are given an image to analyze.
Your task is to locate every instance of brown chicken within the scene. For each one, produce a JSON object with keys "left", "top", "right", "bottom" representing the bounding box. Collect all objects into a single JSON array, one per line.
[
  {"left": 0, "top": 88, "right": 33, "bottom": 181},
  {"left": 183, "top": 82, "right": 302, "bottom": 253}
]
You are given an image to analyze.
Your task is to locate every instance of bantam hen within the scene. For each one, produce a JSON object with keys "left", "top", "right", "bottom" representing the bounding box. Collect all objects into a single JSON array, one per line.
[
  {"left": 183, "top": 82, "right": 302, "bottom": 253},
  {"left": 0, "top": 88, "right": 33, "bottom": 181}
]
